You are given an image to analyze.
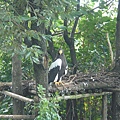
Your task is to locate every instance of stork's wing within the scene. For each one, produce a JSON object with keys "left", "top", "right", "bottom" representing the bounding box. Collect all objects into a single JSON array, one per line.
[
  {"left": 48, "top": 59, "right": 62, "bottom": 83},
  {"left": 48, "top": 66, "right": 60, "bottom": 83},
  {"left": 49, "top": 58, "right": 62, "bottom": 71}
]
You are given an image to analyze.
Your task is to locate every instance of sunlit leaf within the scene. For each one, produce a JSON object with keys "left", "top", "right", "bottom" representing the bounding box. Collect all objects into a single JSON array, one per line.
[{"left": 32, "top": 57, "right": 40, "bottom": 64}]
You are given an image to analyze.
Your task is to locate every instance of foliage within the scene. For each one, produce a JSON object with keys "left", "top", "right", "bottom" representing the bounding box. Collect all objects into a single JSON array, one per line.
[
  {"left": 0, "top": 0, "right": 117, "bottom": 71},
  {"left": 0, "top": 52, "right": 12, "bottom": 82},
  {"left": 24, "top": 102, "right": 34, "bottom": 115},
  {"left": 49, "top": 0, "right": 116, "bottom": 72},
  {"left": 35, "top": 85, "right": 61, "bottom": 120},
  {"left": 76, "top": 12, "right": 116, "bottom": 72},
  {"left": 0, "top": 96, "right": 12, "bottom": 115},
  {"left": 59, "top": 96, "right": 105, "bottom": 120}
]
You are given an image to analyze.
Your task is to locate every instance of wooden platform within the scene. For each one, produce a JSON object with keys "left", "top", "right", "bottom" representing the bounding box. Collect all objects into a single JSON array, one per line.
[
  {"left": 0, "top": 71, "right": 119, "bottom": 119},
  {"left": 0, "top": 71, "right": 119, "bottom": 98}
]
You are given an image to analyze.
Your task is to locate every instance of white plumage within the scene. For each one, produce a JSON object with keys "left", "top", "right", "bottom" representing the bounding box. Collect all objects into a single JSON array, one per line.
[{"left": 49, "top": 58, "right": 62, "bottom": 71}]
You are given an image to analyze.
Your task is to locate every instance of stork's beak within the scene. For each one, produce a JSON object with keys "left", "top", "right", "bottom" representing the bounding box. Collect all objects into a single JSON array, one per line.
[{"left": 59, "top": 49, "right": 63, "bottom": 55}]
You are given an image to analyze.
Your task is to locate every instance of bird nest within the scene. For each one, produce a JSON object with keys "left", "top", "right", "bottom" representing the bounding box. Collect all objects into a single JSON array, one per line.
[{"left": 48, "top": 71, "right": 119, "bottom": 94}]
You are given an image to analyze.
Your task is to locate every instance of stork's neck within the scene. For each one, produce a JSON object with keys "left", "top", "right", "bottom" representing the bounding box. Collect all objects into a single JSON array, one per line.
[{"left": 57, "top": 54, "right": 63, "bottom": 59}]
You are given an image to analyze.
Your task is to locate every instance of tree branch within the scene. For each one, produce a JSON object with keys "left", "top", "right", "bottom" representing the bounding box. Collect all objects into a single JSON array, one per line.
[
  {"left": 70, "top": 0, "right": 80, "bottom": 38},
  {"left": 80, "top": 0, "right": 114, "bottom": 17},
  {"left": 106, "top": 33, "right": 114, "bottom": 67},
  {"left": 63, "top": 18, "right": 69, "bottom": 39},
  {"left": 63, "top": 6, "right": 71, "bottom": 45}
]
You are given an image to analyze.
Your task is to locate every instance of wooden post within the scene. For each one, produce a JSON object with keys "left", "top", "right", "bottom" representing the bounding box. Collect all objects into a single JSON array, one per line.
[
  {"left": 102, "top": 95, "right": 107, "bottom": 120},
  {"left": 12, "top": 52, "right": 24, "bottom": 115}
]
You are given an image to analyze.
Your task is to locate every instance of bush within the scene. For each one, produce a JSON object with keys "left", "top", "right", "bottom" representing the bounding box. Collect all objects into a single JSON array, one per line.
[{"left": 35, "top": 85, "right": 61, "bottom": 120}]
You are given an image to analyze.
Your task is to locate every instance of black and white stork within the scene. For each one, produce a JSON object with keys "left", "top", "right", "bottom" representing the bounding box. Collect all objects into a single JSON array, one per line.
[{"left": 48, "top": 49, "right": 68, "bottom": 85}]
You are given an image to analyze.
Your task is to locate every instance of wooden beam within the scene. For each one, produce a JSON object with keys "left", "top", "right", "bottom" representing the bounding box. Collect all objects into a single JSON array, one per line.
[
  {"left": 48, "top": 80, "right": 115, "bottom": 93},
  {"left": 55, "top": 92, "right": 112, "bottom": 100},
  {"left": 104, "top": 88, "right": 120, "bottom": 92},
  {"left": 102, "top": 95, "right": 107, "bottom": 120},
  {"left": 0, "top": 82, "right": 12, "bottom": 86},
  {"left": 0, "top": 91, "right": 34, "bottom": 103},
  {"left": 0, "top": 115, "right": 35, "bottom": 119}
]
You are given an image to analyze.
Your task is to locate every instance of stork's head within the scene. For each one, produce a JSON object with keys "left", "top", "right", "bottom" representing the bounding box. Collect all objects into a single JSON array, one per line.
[{"left": 58, "top": 49, "right": 63, "bottom": 55}]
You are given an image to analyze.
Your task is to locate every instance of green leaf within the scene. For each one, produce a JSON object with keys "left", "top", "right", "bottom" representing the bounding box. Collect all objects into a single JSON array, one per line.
[
  {"left": 32, "top": 57, "right": 40, "bottom": 64},
  {"left": 18, "top": 15, "right": 37, "bottom": 21},
  {"left": 35, "top": 85, "right": 61, "bottom": 120},
  {"left": 25, "top": 52, "right": 31, "bottom": 59},
  {"left": 41, "top": 35, "right": 51, "bottom": 41},
  {"left": 58, "top": 25, "right": 66, "bottom": 30}
]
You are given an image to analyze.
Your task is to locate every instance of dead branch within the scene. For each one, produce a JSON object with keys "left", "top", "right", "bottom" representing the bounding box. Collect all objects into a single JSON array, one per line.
[{"left": 106, "top": 33, "right": 114, "bottom": 63}]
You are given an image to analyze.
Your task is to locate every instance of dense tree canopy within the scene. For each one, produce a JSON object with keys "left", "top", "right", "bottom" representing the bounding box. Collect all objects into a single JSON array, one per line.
[{"left": 0, "top": 0, "right": 117, "bottom": 75}]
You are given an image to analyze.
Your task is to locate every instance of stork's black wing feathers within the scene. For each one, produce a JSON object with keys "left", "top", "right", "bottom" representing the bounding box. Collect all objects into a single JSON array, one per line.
[{"left": 48, "top": 66, "right": 60, "bottom": 83}]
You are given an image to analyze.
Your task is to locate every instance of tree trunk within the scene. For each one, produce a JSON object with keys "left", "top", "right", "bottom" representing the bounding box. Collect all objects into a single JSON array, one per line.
[
  {"left": 63, "top": 25, "right": 77, "bottom": 74},
  {"left": 69, "top": 39, "right": 78, "bottom": 74},
  {"left": 64, "top": 1, "right": 79, "bottom": 119},
  {"left": 114, "top": 0, "right": 120, "bottom": 72},
  {"left": 66, "top": 100, "right": 78, "bottom": 120},
  {"left": 66, "top": 100, "right": 72, "bottom": 120},
  {"left": 23, "top": 0, "right": 48, "bottom": 116},
  {"left": 29, "top": 0, "right": 48, "bottom": 89},
  {"left": 32, "top": 27, "right": 48, "bottom": 89},
  {"left": 112, "top": 0, "right": 120, "bottom": 119},
  {"left": 46, "top": 29, "right": 56, "bottom": 61},
  {"left": 12, "top": 0, "right": 26, "bottom": 116}
]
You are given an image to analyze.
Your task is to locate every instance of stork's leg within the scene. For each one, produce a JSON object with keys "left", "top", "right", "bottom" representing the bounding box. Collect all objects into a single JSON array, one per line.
[
  {"left": 54, "top": 81, "right": 64, "bottom": 86},
  {"left": 54, "top": 76, "right": 65, "bottom": 86}
]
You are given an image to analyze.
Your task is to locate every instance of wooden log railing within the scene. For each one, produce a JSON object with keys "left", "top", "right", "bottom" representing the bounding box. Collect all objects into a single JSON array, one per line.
[
  {"left": 0, "top": 115, "right": 35, "bottom": 119},
  {"left": 0, "top": 91, "right": 34, "bottom": 103},
  {"left": 0, "top": 71, "right": 118, "bottom": 120},
  {"left": 55, "top": 92, "right": 112, "bottom": 100},
  {"left": 0, "top": 91, "right": 112, "bottom": 119},
  {"left": 0, "top": 71, "right": 119, "bottom": 119}
]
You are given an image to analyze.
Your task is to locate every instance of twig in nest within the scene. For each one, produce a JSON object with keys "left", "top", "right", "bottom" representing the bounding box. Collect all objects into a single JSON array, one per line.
[
  {"left": 69, "top": 74, "right": 77, "bottom": 83},
  {"left": 67, "top": 75, "right": 75, "bottom": 82}
]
